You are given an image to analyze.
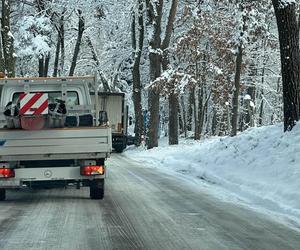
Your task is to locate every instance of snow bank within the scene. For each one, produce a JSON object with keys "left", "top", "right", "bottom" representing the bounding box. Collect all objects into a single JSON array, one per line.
[{"left": 124, "top": 124, "right": 300, "bottom": 226}]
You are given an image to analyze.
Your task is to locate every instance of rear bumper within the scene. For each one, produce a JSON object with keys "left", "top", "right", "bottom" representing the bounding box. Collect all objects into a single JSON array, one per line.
[{"left": 0, "top": 166, "right": 106, "bottom": 188}]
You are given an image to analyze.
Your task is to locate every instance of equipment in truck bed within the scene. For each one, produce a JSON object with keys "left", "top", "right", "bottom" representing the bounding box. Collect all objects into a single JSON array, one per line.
[{"left": 4, "top": 92, "right": 68, "bottom": 130}]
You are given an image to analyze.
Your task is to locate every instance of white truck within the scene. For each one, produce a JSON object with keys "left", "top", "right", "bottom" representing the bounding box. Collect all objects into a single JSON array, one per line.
[
  {"left": 90, "top": 92, "right": 128, "bottom": 153},
  {"left": 0, "top": 76, "right": 112, "bottom": 200}
]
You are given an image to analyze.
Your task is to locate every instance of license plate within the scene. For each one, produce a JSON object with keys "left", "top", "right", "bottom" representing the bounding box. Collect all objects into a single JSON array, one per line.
[{"left": 0, "top": 179, "right": 21, "bottom": 187}]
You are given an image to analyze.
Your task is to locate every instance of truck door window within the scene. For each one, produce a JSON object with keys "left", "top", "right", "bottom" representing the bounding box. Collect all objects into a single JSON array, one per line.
[
  {"left": 66, "top": 92, "right": 79, "bottom": 106},
  {"left": 12, "top": 91, "right": 79, "bottom": 105}
]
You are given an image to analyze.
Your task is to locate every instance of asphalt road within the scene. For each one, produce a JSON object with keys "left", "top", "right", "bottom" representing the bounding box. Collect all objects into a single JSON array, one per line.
[{"left": 0, "top": 154, "right": 299, "bottom": 250}]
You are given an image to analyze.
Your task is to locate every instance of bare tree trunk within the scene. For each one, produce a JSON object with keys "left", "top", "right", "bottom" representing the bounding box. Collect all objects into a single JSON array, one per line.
[
  {"left": 132, "top": 0, "right": 145, "bottom": 146},
  {"left": 38, "top": 56, "right": 44, "bottom": 77},
  {"left": 193, "top": 86, "right": 199, "bottom": 140},
  {"left": 178, "top": 101, "right": 184, "bottom": 135},
  {"left": 148, "top": 88, "right": 160, "bottom": 148},
  {"left": 272, "top": 0, "right": 300, "bottom": 131},
  {"left": 161, "top": 0, "right": 178, "bottom": 51},
  {"left": 198, "top": 43, "right": 210, "bottom": 137},
  {"left": 38, "top": 53, "right": 49, "bottom": 77},
  {"left": 87, "top": 37, "right": 99, "bottom": 66},
  {"left": 180, "top": 96, "right": 187, "bottom": 137},
  {"left": 178, "top": 110, "right": 183, "bottom": 135},
  {"left": 187, "top": 88, "right": 194, "bottom": 131},
  {"left": 161, "top": 0, "right": 178, "bottom": 145},
  {"left": 211, "top": 107, "right": 218, "bottom": 136},
  {"left": 219, "top": 107, "right": 229, "bottom": 136},
  {"left": 258, "top": 45, "right": 267, "bottom": 126},
  {"left": 44, "top": 52, "right": 50, "bottom": 76},
  {"left": 259, "top": 93, "right": 264, "bottom": 126},
  {"left": 168, "top": 92, "right": 179, "bottom": 144},
  {"left": 204, "top": 93, "right": 209, "bottom": 134},
  {"left": 53, "top": 13, "right": 65, "bottom": 77},
  {"left": 69, "top": 10, "right": 85, "bottom": 76},
  {"left": 1, "top": 0, "right": 15, "bottom": 77},
  {"left": 59, "top": 20, "right": 65, "bottom": 75},
  {"left": 245, "top": 87, "right": 255, "bottom": 128},
  {"left": 86, "top": 36, "right": 110, "bottom": 92},
  {"left": 53, "top": 34, "right": 60, "bottom": 77},
  {"left": 231, "top": 45, "right": 243, "bottom": 136},
  {"left": 146, "top": 0, "right": 163, "bottom": 149},
  {"left": 0, "top": 22, "right": 5, "bottom": 73},
  {"left": 194, "top": 61, "right": 201, "bottom": 140},
  {"left": 199, "top": 89, "right": 211, "bottom": 137},
  {"left": 35, "top": 0, "right": 51, "bottom": 77},
  {"left": 195, "top": 87, "right": 202, "bottom": 140}
]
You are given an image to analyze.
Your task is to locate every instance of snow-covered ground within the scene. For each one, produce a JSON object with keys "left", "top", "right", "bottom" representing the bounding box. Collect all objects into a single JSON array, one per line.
[{"left": 124, "top": 123, "right": 300, "bottom": 228}]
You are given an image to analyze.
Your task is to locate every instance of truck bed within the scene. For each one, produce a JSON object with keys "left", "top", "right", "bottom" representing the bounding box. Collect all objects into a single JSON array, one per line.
[{"left": 0, "top": 127, "right": 112, "bottom": 161}]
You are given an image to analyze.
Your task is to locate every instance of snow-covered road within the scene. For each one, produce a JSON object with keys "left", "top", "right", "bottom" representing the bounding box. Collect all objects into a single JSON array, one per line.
[{"left": 0, "top": 154, "right": 299, "bottom": 250}]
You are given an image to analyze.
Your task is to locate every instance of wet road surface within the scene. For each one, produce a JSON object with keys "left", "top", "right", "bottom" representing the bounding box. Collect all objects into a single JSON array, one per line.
[{"left": 0, "top": 154, "right": 299, "bottom": 250}]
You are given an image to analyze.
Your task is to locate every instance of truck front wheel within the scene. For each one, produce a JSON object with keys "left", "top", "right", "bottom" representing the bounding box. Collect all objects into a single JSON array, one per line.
[
  {"left": 0, "top": 189, "right": 6, "bottom": 201},
  {"left": 90, "top": 179, "right": 104, "bottom": 200}
]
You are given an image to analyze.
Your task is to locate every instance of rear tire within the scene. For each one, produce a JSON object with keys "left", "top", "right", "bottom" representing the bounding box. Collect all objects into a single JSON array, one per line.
[
  {"left": 115, "top": 148, "right": 123, "bottom": 153},
  {"left": 90, "top": 179, "right": 104, "bottom": 200},
  {"left": 115, "top": 145, "right": 125, "bottom": 153},
  {"left": 0, "top": 189, "right": 6, "bottom": 201}
]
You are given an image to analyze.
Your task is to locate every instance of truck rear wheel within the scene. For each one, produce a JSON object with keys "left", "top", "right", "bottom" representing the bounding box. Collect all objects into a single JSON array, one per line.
[
  {"left": 90, "top": 179, "right": 104, "bottom": 200},
  {"left": 115, "top": 144, "right": 125, "bottom": 153},
  {"left": 0, "top": 189, "right": 6, "bottom": 201}
]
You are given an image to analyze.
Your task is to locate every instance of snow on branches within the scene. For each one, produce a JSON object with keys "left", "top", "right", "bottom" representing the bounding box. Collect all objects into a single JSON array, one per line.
[
  {"left": 15, "top": 16, "right": 52, "bottom": 58},
  {"left": 148, "top": 68, "right": 196, "bottom": 96}
]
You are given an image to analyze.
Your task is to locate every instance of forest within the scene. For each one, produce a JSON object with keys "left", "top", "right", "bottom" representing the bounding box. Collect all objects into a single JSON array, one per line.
[{"left": 0, "top": 0, "right": 299, "bottom": 149}]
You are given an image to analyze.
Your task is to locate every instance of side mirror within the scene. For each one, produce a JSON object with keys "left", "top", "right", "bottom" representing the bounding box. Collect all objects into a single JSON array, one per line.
[{"left": 99, "top": 111, "right": 108, "bottom": 125}]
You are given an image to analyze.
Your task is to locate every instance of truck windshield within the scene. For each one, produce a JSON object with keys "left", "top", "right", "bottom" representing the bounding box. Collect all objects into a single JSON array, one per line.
[{"left": 12, "top": 91, "right": 79, "bottom": 106}]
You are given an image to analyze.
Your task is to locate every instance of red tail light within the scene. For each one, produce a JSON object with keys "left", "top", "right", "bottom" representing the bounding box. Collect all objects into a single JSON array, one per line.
[
  {"left": 80, "top": 166, "right": 104, "bottom": 176},
  {"left": 0, "top": 168, "right": 15, "bottom": 178}
]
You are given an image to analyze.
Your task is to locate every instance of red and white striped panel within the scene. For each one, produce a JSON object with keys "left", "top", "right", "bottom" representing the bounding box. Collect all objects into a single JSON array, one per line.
[{"left": 19, "top": 93, "right": 49, "bottom": 115}]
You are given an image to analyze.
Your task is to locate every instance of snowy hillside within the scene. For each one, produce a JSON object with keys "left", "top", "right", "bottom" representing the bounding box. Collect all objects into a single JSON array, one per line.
[{"left": 124, "top": 124, "right": 300, "bottom": 227}]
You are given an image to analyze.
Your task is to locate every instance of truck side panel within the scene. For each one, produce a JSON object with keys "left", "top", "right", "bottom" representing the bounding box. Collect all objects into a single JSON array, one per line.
[{"left": 0, "top": 127, "right": 112, "bottom": 161}]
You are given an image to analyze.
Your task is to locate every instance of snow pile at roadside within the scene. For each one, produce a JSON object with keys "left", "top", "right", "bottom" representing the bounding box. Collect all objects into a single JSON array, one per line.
[{"left": 124, "top": 124, "right": 300, "bottom": 224}]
